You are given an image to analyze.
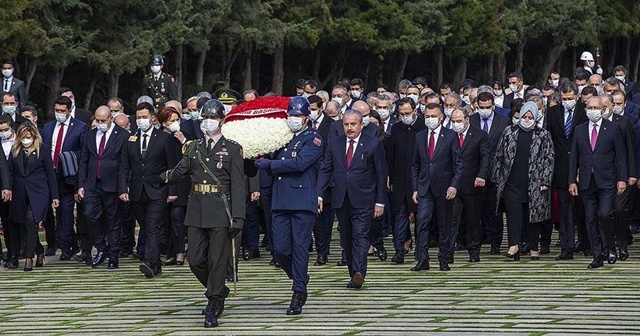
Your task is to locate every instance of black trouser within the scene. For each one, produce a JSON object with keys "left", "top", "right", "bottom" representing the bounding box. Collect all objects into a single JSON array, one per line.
[
  {"left": 582, "top": 177, "right": 615, "bottom": 258},
  {"left": 44, "top": 207, "right": 56, "bottom": 250},
  {"left": 614, "top": 186, "right": 631, "bottom": 250},
  {"left": 368, "top": 213, "right": 384, "bottom": 251},
  {"left": 574, "top": 194, "right": 589, "bottom": 247},
  {"left": 166, "top": 204, "right": 186, "bottom": 258},
  {"left": 118, "top": 199, "right": 135, "bottom": 254},
  {"left": 85, "top": 181, "right": 121, "bottom": 259},
  {"left": 132, "top": 192, "right": 166, "bottom": 267},
  {"left": 554, "top": 188, "right": 575, "bottom": 251},
  {"left": 503, "top": 198, "right": 529, "bottom": 248},
  {"left": 482, "top": 182, "right": 504, "bottom": 249},
  {"left": 1, "top": 201, "right": 13, "bottom": 258},
  {"left": 451, "top": 192, "right": 483, "bottom": 259},
  {"left": 188, "top": 226, "right": 230, "bottom": 300},
  {"left": 313, "top": 201, "right": 334, "bottom": 256},
  {"left": 12, "top": 203, "right": 43, "bottom": 259},
  {"left": 539, "top": 220, "right": 553, "bottom": 250}
]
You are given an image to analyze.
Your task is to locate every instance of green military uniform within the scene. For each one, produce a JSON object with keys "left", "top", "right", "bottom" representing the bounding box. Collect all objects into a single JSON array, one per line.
[
  {"left": 141, "top": 72, "right": 178, "bottom": 109},
  {"left": 164, "top": 135, "right": 245, "bottom": 310}
]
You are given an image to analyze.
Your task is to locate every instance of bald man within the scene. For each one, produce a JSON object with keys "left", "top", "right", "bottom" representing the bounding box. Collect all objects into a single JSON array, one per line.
[
  {"left": 328, "top": 100, "right": 381, "bottom": 140},
  {"left": 77, "top": 106, "right": 130, "bottom": 269},
  {"left": 114, "top": 114, "right": 131, "bottom": 132}
]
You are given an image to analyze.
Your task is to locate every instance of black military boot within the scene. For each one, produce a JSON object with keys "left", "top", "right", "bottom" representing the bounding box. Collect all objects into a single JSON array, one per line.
[
  {"left": 286, "top": 291, "right": 305, "bottom": 315},
  {"left": 204, "top": 299, "right": 219, "bottom": 328}
]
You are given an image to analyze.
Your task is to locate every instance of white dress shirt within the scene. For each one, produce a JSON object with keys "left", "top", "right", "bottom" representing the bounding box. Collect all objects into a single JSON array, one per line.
[
  {"left": 3, "top": 76, "right": 12, "bottom": 92},
  {"left": 140, "top": 127, "right": 154, "bottom": 154},
  {"left": 427, "top": 124, "right": 442, "bottom": 149},
  {"left": 96, "top": 123, "right": 114, "bottom": 152},
  {"left": 51, "top": 117, "right": 70, "bottom": 160},
  {"left": 588, "top": 120, "right": 601, "bottom": 145},
  {"left": 2, "top": 133, "right": 14, "bottom": 159}
]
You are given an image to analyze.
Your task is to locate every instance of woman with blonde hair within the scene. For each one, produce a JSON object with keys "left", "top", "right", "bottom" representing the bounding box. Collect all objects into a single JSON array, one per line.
[{"left": 8, "top": 122, "right": 59, "bottom": 271}]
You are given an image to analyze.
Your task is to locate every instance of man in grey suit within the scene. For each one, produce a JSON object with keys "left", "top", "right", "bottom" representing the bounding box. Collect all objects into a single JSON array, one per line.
[{"left": 1, "top": 61, "right": 27, "bottom": 108}]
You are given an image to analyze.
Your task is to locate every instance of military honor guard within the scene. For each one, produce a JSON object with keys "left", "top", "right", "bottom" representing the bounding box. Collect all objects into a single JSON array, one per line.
[{"left": 141, "top": 54, "right": 178, "bottom": 109}]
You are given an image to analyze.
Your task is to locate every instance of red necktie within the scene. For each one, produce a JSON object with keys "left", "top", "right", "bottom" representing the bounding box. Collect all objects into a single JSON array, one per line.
[
  {"left": 459, "top": 133, "right": 464, "bottom": 148},
  {"left": 53, "top": 123, "right": 64, "bottom": 167},
  {"left": 428, "top": 131, "right": 435, "bottom": 159},
  {"left": 313, "top": 121, "right": 318, "bottom": 131},
  {"left": 97, "top": 132, "right": 106, "bottom": 179},
  {"left": 346, "top": 139, "right": 354, "bottom": 167}
]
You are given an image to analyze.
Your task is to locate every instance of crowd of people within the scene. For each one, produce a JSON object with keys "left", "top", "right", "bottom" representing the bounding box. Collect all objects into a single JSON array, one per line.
[{"left": 0, "top": 51, "right": 639, "bottom": 327}]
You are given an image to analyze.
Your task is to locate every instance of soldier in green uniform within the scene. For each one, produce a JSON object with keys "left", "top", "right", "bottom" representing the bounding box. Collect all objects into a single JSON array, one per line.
[
  {"left": 161, "top": 99, "right": 245, "bottom": 328},
  {"left": 141, "top": 54, "right": 178, "bottom": 109}
]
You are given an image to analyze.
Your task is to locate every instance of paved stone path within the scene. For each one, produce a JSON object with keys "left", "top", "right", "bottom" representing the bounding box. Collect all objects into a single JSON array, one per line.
[{"left": 2, "top": 233, "right": 640, "bottom": 335}]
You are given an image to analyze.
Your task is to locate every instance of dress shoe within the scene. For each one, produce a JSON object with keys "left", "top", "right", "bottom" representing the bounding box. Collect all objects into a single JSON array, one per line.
[
  {"left": 243, "top": 249, "right": 260, "bottom": 261},
  {"left": 35, "top": 254, "right": 44, "bottom": 268},
  {"left": 469, "top": 256, "right": 480, "bottom": 262},
  {"left": 23, "top": 258, "right": 33, "bottom": 272},
  {"left": 411, "top": 260, "right": 430, "bottom": 271},
  {"left": 139, "top": 262, "right": 157, "bottom": 278},
  {"left": 91, "top": 252, "right": 107, "bottom": 268},
  {"left": 346, "top": 272, "right": 364, "bottom": 289},
  {"left": 619, "top": 247, "right": 629, "bottom": 261},
  {"left": 204, "top": 303, "right": 219, "bottom": 328},
  {"left": 455, "top": 243, "right": 467, "bottom": 251},
  {"left": 573, "top": 241, "right": 585, "bottom": 252},
  {"left": 336, "top": 258, "right": 348, "bottom": 266},
  {"left": 69, "top": 246, "right": 80, "bottom": 258},
  {"left": 132, "top": 252, "right": 144, "bottom": 261},
  {"left": 446, "top": 256, "right": 454, "bottom": 264},
  {"left": 107, "top": 258, "right": 119, "bottom": 269},
  {"left": 225, "top": 272, "right": 238, "bottom": 282},
  {"left": 583, "top": 249, "right": 592, "bottom": 257},
  {"left": 504, "top": 251, "right": 520, "bottom": 261},
  {"left": 45, "top": 246, "right": 56, "bottom": 257},
  {"left": 313, "top": 254, "right": 327, "bottom": 266},
  {"left": 587, "top": 257, "right": 604, "bottom": 269},
  {"left": 6, "top": 256, "right": 18, "bottom": 269},
  {"left": 269, "top": 257, "right": 281, "bottom": 269},
  {"left": 259, "top": 238, "right": 268, "bottom": 248},
  {"left": 489, "top": 246, "right": 501, "bottom": 255},
  {"left": 202, "top": 286, "right": 231, "bottom": 315},
  {"left": 163, "top": 257, "right": 177, "bottom": 266},
  {"left": 555, "top": 250, "right": 574, "bottom": 260},
  {"left": 176, "top": 253, "right": 185, "bottom": 265},
  {"left": 438, "top": 259, "right": 450, "bottom": 271},
  {"left": 391, "top": 251, "right": 405, "bottom": 264},
  {"left": 73, "top": 252, "right": 92, "bottom": 266},
  {"left": 540, "top": 245, "right": 551, "bottom": 254},
  {"left": 59, "top": 253, "right": 71, "bottom": 261},
  {"left": 286, "top": 291, "right": 306, "bottom": 315},
  {"left": 377, "top": 247, "right": 388, "bottom": 261},
  {"left": 519, "top": 243, "right": 531, "bottom": 255},
  {"left": 607, "top": 249, "right": 617, "bottom": 264}
]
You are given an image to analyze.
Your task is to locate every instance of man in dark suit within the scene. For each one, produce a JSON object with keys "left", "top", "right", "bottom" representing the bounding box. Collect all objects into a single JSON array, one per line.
[
  {"left": 469, "top": 92, "right": 510, "bottom": 254},
  {"left": 328, "top": 100, "right": 381, "bottom": 140},
  {"left": 317, "top": 110, "right": 387, "bottom": 289},
  {"left": 1, "top": 92, "right": 29, "bottom": 131},
  {"left": 502, "top": 71, "right": 526, "bottom": 109},
  {"left": 59, "top": 88, "right": 92, "bottom": 124},
  {"left": 77, "top": 106, "right": 128, "bottom": 269},
  {"left": 1, "top": 61, "right": 27, "bottom": 108},
  {"left": 411, "top": 103, "right": 463, "bottom": 272},
  {"left": 331, "top": 85, "right": 357, "bottom": 116},
  {"left": 42, "top": 96, "right": 87, "bottom": 260},
  {"left": 119, "top": 102, "right": 180, "bottom": 278},
  {"left": 388, "top": 97, "right": 425, "bottom": 264},
  {"left": 569, "top": 96, "right": 628, "bottom": 269},
  {"left": 449, "top": 108, "right": 490, "bottom": 262},
  {"left": 374, "top": 95, "right": 396, "bottom": 135},
  {"left": 601, "top": 95, "right": 638, "bottom": 261},
  {"left": 546, "top": 82, "right": 588, "bottom": 260}
]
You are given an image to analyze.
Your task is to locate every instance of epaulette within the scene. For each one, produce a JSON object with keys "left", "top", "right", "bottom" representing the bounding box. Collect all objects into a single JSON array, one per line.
[
  {"left": 182, "top": 140, "right": 198, "bottom": 155},
  {"left": 225, "top": 138, "right": 241, "bottom": 148}
]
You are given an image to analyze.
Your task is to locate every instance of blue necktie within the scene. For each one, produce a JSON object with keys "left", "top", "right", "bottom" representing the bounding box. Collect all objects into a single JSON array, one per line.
[
  {"left": 564, "top": 110, "right": 573, "bottom": 138},
  {"left": 482, "top": 118, "right": 489, "bottom": 133}
]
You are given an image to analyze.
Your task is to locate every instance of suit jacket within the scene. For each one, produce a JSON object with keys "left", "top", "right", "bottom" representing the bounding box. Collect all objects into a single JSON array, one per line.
[
  {"left": 5, "top": 113, "right": 29, "bottom": 131},
  {"left": 495, "top": 106, "right": 510, "bottom": 117},
  {"left": 383, "top": 115, "right": 397, "bottom": 135},
  {"left": 314, "top": 114, "right": 333, "bottom": 147},
  {"left": 569, "top": 119, "right": 627, "bottom": 190},
  {"left": 73, "top": 107, "right": 92, "bottom": 124},
  {"left": 502, "top": 92, "right": 515, "bottom": 109},
  {"left": 8, "top": 144, "right": 59, "bottom": 223},
  {"left": 78, "top": 125, "right": 128, "bottom": 193},
  {"left": 119, "top": 127, "right": 180, "bottom": 201},
  {"left": 457, "top": 125, "right": 490, "bottom": 195},
  {"left": 317, "top": 132, "right": 387, "bottom": 209},
  {"left": 42, "top": 117, "right": 87, "bottom": 189},
  {"left": 412, "top": 126, "right": 463, "bottom": 197},
  {"left": 387, "top": 116, "right": 426, "bottom": 212},
  {"left": 624, "top": 102, "right": 639, "bottom": 118},
  {"left": 469, "top": 112, "right": 509, "bottom": 182},
  {"left": 545, "top": 104, "right": 588, "bottom": 188},
  {"left": 610, "top": 114, "right": 638, "bottom": 179},
  {"left": 328, "top": 119, "right": 381, "bottom": 141},
  {"left": 3, "top": 77, "right": 27, "bottom": 108}
]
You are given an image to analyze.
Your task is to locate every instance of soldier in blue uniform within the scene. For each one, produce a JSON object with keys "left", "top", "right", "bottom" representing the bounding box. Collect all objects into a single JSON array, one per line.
[{"left": 255, "top": 96, "right": 323, "bottom": 315}]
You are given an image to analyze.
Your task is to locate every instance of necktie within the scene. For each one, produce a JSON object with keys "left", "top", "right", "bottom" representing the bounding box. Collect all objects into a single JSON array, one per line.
[
  {"left": 482, "top": 118, "right": 489, "bottom": 133},
  {"left": 313, "top": 121, "right": 318, "bottom": 131},
  {"left": 428, "top": 131, "right": 435, "bottom": 159},
  {"left": 346, "top": 139, "right": 355, "bottom": 168},
  {"left": 591, "top": 124, "right": 598, "bottom": 151},
  {"left": 207, "top": 138, "right": 213, "bottom": 155},
  {"left": 459, "top": 133, "right": 464, "bottom": 148},
  {"left": 97, "top": 132, "right": 106, "bottom": 179},
  {"left": 3, "top": 79, "right": 8, "bottom": 92},
  {"left": 141, "top": 134, "right": 148, "bottom": 158},
  {"left": 446, "top": 119, "right": 451, "bottom": 129},
  {"left": 53, "top": 122, "right": 65, "bottom": 167},
  {"left": 564, "top": 109, "right": 573, "bottom": 138}
]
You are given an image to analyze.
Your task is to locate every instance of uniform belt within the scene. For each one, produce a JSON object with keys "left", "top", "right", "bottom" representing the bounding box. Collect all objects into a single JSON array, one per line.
[{"left": 193, "top": 184, "right": 230, "bottom": 194}]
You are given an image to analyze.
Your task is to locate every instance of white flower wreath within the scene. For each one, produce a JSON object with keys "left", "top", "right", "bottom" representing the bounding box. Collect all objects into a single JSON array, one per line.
[{"left": 221, "top": 117, "right": 293, "bottom": 159}]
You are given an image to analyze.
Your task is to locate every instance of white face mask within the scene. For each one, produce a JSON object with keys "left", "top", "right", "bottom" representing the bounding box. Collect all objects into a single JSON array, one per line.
[
  {"left": 377, "top": 109, "right": 390, "bottom": 120},
  {"left": 189, "top": 111, "right": 201, "bottom": 120},
  {"left": 424, "top": 117, "right": 440, "bottom": 130},
  {"left": 577, "top": 85, "right": 586, "bottom": 94},
  {"left": 136, "top": 118, "right": 151, "bottom": 131},
  {"left": 562, "top": 100, "right": 576, "bottom": 111},
  {"left": 512, "top": 117, "right": 520, "bottom": 126},
  {"left": 150, "top": 65, "right": 161, "bottom": 74},
  {"left": 401, "top": 114, "right": 415, "bottom": 125},
  {"left": 542, "top": 97, "right": 548, "bottom": 107},
  {"left": 351, "top": 90, "right": 361, "bottom": 99},
  {"left": 302, "top": 92, "right": 311, "bottom": 99},
  {"left": 55, "top": 112, "right": 68, "bottom": 123},
  {"left": 2, "top": 106, "right": 16, "bottom": 115},
  {"left": 332, "top": 97, "right": 343, "bottom": 106},
  {"left": 287, "top": 116, "right": 305, "bottom": 132},
  {"left": 309, "top": 109, "right": 321, "bottom": 121},
  {"left": 167, "top": 121, "right": 180, "bottom": 133},
  {"left": 2, "top": 69, "right": 13, "bottom": 78},
  {"left": 551, "top": 79, "right": 559, "bottom": 87},
  {"left": 461, "top": 95, "right": 471, "bottom": 105},
  {"left": 586, "top": 109, "right": 602, "bottom": 123},
  {"left": 602, "top": 108, "right": 613, "bottom": 120},
  {"left": 509, "top": 84, "right": 519, "bottom": 93},
  {"left": 0, "top": 130, "right": 12, "bottom": 140},
  {"left": 477, "top": 108, "right": 492, "bottom": 119},
  {"left": 181, "top": 113, "right": 191, "bottom": 120},
  {"left": 451, "top": 122, "right": 466, "bottom": 134},
  {"left": 444, "top": 108, "right": 454, "bottom": 118},
  {"left": 612, "top": 105, "right": 624, "bottom": 115},
  {"left": 21, "top": 138, "right": 33, "bottom": 148},
  {"left": 362, "top": 116, "right": 370, "bottom": 127},
  {"left": 493, "top": 89, "right": 503, "bottom": 97},
  {"left": 587, "top": 61, "right": 595, "bottom": 68},
  {"left": 615, "top": 76, "right": 626, "bottom": 83},
  {"left": 519, "top": 119, "right": 535, "bottom": 131},
  {"left": 408, "top": 94, "right": 419, "bottom": 104},
  {"left": 96, "top": 123, "right": 109, "bottom": 133},
  {"left": 200, "top": 119, "right": 220, "bottom": 133}
]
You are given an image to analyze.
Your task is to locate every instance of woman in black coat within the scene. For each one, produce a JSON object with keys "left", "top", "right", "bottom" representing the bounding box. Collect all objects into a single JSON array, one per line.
[{"left": 8, "top": 123, "right": 59, "bottom": 271}]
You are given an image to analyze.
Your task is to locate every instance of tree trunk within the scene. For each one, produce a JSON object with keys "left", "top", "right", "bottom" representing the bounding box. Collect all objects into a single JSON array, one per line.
[
  {"left": 312, "top": 51, "right": 321, "bottom": 84},
  {"left": 45, "top": 67, "right": 65, "bottom": 120},
  {"left": 540, "top": 39, "right": 567, "bottom": 84},
  {"left": 515, "top": 41, "right": 526, "bottom": 73},
  {"left": 221, "top": 40, "right": 240, "bottom": 89},
  {"left": 174, "top": 44, "right": 184, "bottom": 101},
  {"left": 84, "top": 70, "right": 97, "bottom": 110},
  {"left": 632, "top": 37, "right": 640, "bottom": 82},
  {"left": 363, "top": 54, "right": 372, "bottom": 90},
  {"left": 435, "top": 45, "right": 444, "bottom": 88},
  {"left": 486, "top": 54, "right": 494, "bottom": 80},
  {"left": 319, "top": 47, "right": 347, "bottom": 89},
  {"left": 495, "top": 52, "right": 506, "bottom": 82},
  {"left": 108, "top": 66, "right": 120, "bottom": 98},
  {"left": 391, "top": 51, "right": 409, "bottom": 89},
  {"left": 253, "top": 51, "right": 261, "bottom": 92},
  {"left": 571, "top": 46, "right": 577, "bottom": 75},
  {"left": 271, "top": 44, "right": 284, "bottom": 95},
  {"left": 24, "top": 60, "right": 37, "bottom": 97},
  {"left": 376, "top": 54, "right": 384, "bottom": 87},
  {"left": 195, "top": 49, "right": 207, "bottom": 88},
  {"left": 603, "top": 39, "right": 617, "bottom": 74},
  {"left": 452, "top": 57, "right": 467, "bottom": 87},
  {"left": 623, "top": 36, "right": 631, "bottom": 70},
  {"left": 242, "top": 44, "right": 252, "bottom": 91}
]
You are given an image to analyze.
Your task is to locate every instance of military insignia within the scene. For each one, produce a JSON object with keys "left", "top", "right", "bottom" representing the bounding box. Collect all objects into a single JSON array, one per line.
[
  {"left": 313, "top": 137, "right": 322, "bottom": 147},
  {"left": 291, "top": 151, "right": 297, "bottom": 158},
  {"left": 129, "top": 136, "right": 138, "bottom": 142},
  {"left": 215, "top": 151, "right": 228, "bottom": 156},
  {"left": 217, "top": 162, "right": 223, "bottom": 169}
]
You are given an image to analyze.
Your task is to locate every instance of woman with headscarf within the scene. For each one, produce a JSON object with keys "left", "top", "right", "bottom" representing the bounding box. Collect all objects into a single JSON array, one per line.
[{"left": 491, "top": 101, "right": 555, "bottom": 261}]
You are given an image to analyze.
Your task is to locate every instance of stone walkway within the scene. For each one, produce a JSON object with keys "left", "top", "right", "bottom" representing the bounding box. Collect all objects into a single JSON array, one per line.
[{"left": 2, "top": 234, "right": 640, "bottom": 335}]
